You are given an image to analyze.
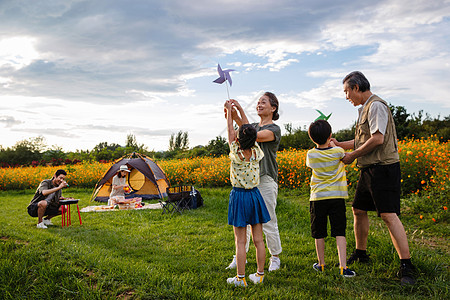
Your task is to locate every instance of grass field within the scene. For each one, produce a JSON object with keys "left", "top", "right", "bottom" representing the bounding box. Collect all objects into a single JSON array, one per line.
[{"left": 0, "top": 188, "right": 448, "bottom": 299}]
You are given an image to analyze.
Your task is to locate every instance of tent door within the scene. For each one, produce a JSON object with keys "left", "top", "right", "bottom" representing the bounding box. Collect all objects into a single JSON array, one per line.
[{"left": 128, "top": 168, "right": 146, "bottom": 191}]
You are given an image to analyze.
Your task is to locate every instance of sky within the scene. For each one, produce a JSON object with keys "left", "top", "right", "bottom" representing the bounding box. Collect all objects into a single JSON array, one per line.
[{"left": 1, "top": 0, "right": 449, "bottom": 152}]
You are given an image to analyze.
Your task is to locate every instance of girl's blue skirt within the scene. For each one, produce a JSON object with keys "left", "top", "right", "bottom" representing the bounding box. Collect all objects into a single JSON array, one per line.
[{"left": 228, "top": 187, "right": 271, "bottom": 227}]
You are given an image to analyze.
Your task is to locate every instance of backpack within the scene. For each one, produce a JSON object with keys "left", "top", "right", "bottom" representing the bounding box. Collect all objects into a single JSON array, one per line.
[{"left": 183, "top": 188, "right": 203, "bottom": 209}]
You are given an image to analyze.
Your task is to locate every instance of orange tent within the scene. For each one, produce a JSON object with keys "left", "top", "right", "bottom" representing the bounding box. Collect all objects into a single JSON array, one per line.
[{"left": 90, "top": 153, "right": 169, "bottom": 202}]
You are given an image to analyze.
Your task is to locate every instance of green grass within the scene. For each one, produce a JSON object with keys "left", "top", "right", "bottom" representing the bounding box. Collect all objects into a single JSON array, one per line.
[{"left": 0, "top": 188, "right": 448, "bottom": 299}]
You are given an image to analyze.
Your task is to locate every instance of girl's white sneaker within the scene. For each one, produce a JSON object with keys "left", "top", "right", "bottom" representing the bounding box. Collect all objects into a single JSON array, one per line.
[
  {"left": 249, "top": 273, "right": 264, "bottom": 284},
  {"left": 226, "top": 275, "right": 247, "bottom": 287}
]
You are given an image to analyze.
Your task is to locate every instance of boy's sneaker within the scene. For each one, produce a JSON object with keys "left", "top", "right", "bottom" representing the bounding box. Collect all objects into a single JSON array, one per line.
[
  {"left": 249, "top": 273, "right": 264, "bottom": 284},
  {"left": 36, "top": 222, "right": 48, "bottom": 229},
  {"left": 340, "top": 267, "right": 356, "bottom": 277},
  {"left": 227, "top": 275, "right": 247, "bottom": 287},
  {"left": 225, "top": 255, "right": 247, "bottom": 270},
  {"left": 398, "top": 263, "right": 416, "bottom": 285},
  {"left": 313, "top": 263, "right": 325, "bottom": 272},
  {"left": 268, "top": 256, "right": 280, "bottom": 271},
  {"left": 347, "top": 250, "right": 370, "bottom": 265},
  {"left": 43, "top": 219, "right": 53, "bottom": 226}
]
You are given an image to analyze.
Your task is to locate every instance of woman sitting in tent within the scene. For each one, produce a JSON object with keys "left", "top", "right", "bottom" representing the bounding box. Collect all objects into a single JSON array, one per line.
[{"left": 108, "top": 165, "right": 131, "bottom": 206}]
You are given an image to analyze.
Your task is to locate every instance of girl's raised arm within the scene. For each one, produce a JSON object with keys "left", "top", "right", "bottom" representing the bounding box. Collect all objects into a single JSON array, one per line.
[{"left": 225, "top": 100, "right": 236, "bottom": 146}]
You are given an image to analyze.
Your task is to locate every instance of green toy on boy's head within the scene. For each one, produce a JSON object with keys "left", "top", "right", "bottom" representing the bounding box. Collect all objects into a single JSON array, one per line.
[{"left": 315, "top": 109, "right": 332, "bottom": 121}]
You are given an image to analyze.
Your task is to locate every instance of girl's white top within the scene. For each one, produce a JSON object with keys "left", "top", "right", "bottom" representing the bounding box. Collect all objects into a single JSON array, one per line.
[{"left": 229, "top": 141, "right": 264, "bottom": 189}]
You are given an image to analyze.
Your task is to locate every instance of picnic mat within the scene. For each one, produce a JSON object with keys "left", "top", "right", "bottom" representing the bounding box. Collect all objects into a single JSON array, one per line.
[{"left": 81, "top": 203, "right": 162, "bottom": 212}]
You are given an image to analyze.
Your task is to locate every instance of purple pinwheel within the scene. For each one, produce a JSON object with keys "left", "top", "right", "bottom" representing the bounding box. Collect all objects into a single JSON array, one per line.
[
  {"left": 213, "top": 63, "right": 235, "bottom": 99},
  {"left": 213, "top": 64, "right": 234, "bottom": 86}
]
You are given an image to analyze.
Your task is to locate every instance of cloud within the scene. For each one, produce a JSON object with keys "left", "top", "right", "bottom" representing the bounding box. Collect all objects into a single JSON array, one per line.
[
  {"left": 320, "top": 1, "right": 450, "bottom": 48},
  {"left": 11, "top": 127, "right": 79, "bottom": 138},
  {"left": 282, "top": 79, "right": 342, "bottom": 108},
  {"left": 75, "top": 124, "right": 173, "bottom": 137},
  {"left": 0, "top": 37, "right": 39, "bottom": 70},
  {"left": 0, "top": 0, "right": 449, "bottom": 151},
  {"left": 1, "top": 0, "right": 448, "bottom": 104},
  {"left": 230, "top": 58, "right": 300, "bottom": 72},
  {"left": 0, "top": 115, "right": 23, "bottom": 127},
  {"left": 0, "top": 0, "right": 353, "bottom": 102},
  {"left": 0, "top": 1, "right": 201, "bottom": 102},
  {"left": 367, "top": 55, "right": 450, "bottom": 107}
]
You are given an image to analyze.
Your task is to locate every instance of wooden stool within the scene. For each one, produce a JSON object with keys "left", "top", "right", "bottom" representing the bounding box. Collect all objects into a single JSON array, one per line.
[{"left": 60, "top": 199, "right": 82, "bottom": 227}]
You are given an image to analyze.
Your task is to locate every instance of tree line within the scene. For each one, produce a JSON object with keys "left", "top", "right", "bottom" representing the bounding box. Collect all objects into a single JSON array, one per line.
[
  {"left": 279, "top": 105, "right": 449, "bottom": 151},
  {"left": 1, "top": 105, "right": 448, "bottom": 167}
]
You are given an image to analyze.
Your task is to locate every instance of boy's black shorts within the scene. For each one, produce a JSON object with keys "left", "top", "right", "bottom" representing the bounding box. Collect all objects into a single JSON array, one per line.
[
  {"left": 353, "top": 162, "right": 401, "bottom": 216},
  {"left": 27, "top": 202, "right": 60, "bottom": 217},
  {"left": 310, "top": 198, "right": 347, "bottom": 239}
]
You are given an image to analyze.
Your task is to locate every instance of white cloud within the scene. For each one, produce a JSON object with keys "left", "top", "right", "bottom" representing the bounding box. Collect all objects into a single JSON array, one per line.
[
  {"left": 0, "top": 37, "right": 39, "bottom": 69},
  {"left": 321, "top": 0, "right": 450, "bottom": 49},
  {"left": 362, "top": 39, "right": 431, "bottom": 65},
  {"left": 281, "top": 79, "right": 342, "bottom": 109},
  {"left": 0, "top": 115, "right": 23, "bottom": 127},
  {"left": 368, "top": 55, "right": 450, "bottom": 106},
  {"left": 307, "top": 71, "right": 343, "bottom": 79}
]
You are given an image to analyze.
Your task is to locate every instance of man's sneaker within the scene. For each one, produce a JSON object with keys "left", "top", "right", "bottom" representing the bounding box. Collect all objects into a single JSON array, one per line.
[
  {"left": 43, "top": 219, "right": 53, "bottom": 226},
  {"left": 340, "top": 267, "right": 356, "bottom": 277},
  {"left": 398, "top": 263, "right": 416, "bottom": 285},
  {"left": 225, "top": 255, "right": 247, "bottom": 269},
  {"left": 268, "top": 256, "right": 280, "bottom": 271},
  {"left": 313, "top": 263, "right": 325, "bottom": 272},
  {"left": 36, "top": 222, "right": 48, "bottom": 229},
  {"left": 227, "top": 275, "right": 247, "bottom": 287},
  {"left": 249, "top": 273, "right": 264, "bottom": 284},
  {"left": 347, "top": 250, "right": 370, "bottom": 265}
]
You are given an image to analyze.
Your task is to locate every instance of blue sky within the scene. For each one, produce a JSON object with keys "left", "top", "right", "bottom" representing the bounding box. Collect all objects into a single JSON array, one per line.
[{"left": 1, "top": 0, "right": 449, "bottom": 152}]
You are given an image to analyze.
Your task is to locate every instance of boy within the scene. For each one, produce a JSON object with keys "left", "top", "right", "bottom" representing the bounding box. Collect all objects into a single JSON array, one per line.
[{"left": 306, "top": 120, "right": 355, "bottom": 277}]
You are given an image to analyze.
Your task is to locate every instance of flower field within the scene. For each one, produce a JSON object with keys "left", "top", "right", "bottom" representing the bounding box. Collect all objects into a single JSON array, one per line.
[
  {"left": 1, "top": 137, "right": 448, "bottom": 200},
  {"left": 0, "top": 162, "right": 107, "bottom": 191}
]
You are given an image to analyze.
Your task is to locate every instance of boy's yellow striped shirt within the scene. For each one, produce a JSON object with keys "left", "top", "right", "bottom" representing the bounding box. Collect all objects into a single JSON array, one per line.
[{"left": 306, "top": 147, "right": 349, "bottom": 201}]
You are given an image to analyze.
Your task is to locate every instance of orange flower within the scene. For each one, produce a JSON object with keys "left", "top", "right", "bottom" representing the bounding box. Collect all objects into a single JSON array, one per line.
[
  {"left": 444, "top": 206, "right": 448, "bottom": 211},
  {"left": 432, "top": 218, "right": 436, "bottom": 222},
  {"left": 420, "top": 180, "right": 426, "bottom": 185},
  {"left": 419, "top": 215, "right": 423, "bottom": 219}
]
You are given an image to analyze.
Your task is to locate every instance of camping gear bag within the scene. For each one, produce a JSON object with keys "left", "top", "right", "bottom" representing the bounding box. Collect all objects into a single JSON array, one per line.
[{"left": 186, "top": 188, "right": 203, "bottom": 209}]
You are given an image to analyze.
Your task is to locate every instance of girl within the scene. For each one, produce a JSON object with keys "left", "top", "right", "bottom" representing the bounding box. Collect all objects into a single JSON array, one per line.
[
  {"left": 108, "top": 165, "right": 131, "bottom": 206},
  {"left": 224, "top": 100, "right": 271, "bottom": 287},
  {"left": 226, "top": 92, "right": 283, "bottom": 272}
]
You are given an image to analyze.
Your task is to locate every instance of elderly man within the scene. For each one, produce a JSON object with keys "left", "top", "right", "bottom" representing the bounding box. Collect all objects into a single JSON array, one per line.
[
  {"left": 27, "top": 169, "right": 68, "bottom": 228},
  {"left": 332, "top": 71, "right": 416, "bottom": 285}
]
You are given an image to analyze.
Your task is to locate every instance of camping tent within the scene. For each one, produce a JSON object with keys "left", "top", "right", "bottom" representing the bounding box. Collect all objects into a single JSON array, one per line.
[{"left": 91, "top": 153, "right": 170, "bottom": 202}]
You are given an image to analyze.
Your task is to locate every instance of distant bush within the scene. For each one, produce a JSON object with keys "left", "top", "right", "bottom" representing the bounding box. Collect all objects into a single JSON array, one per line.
[{"left": 2, "top": 137, "right": 447, "bottom": 203}]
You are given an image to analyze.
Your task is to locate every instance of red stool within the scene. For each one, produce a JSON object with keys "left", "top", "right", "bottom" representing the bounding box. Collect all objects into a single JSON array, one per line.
[{"left": 60, "top": 199, "right": 82, "bottom": 227}]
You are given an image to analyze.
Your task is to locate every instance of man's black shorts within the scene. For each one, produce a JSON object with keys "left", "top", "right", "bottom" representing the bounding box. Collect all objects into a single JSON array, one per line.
[
  {"left": 310, "top": 198, "right": 347, "bottom": 239},
  {"left": 353, "top": 162, "right": 401, "bottom": 216},
  {"left": 27, "top": 202, "right": 60, "bottom": 217}
]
